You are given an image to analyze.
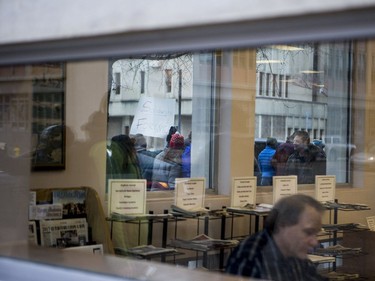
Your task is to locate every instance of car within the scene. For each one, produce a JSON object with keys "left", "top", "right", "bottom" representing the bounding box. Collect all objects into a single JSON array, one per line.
[{"left": 323, "top": 136, "right": 356, "bottom": 161}]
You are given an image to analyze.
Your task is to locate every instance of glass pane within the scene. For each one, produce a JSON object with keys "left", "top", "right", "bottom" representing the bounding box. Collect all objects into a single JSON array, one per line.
[
  {"left": 106, "top": 54, "right": 216, "bottom": 191},
  {"left": 255, "top": 43, "right": 352, "bottom": 185}
]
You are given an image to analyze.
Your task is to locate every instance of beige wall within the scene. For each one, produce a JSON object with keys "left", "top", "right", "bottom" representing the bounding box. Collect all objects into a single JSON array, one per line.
[{"left": 30, "top": 61, "right": 109, "bottom": 207}]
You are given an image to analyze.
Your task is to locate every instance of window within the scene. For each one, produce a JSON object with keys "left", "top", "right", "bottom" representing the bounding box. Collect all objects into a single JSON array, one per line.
[
  {"left": 106, "top": 41, "right": 359, "bottom": 191},
  {"left": 113, "top": 72, "right": 121, "bottom": 95},
  {"left": 165, "top": 69, "right": 172, "bottom": 93},
  {"left": 255, "top": 42, "right": 353, "bottom": 185},
  {"left": 107, "top": 54, "right": 216, "bottom": 191}
]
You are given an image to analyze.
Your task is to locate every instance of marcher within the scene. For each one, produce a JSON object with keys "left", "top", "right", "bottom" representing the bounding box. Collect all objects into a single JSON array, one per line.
[
  {"left": 133, "top": 134, "right": 156, "bottom": 190},
  {"left": 285, "top": 130, "right": 326, "bottom": 184},
  {"left": 226, "top": 194, "right": 327, "bottom": 281},
  {"left": 165, "top": 126, "right": 178, "bottom": 148},
  {"left": 271, "top": 133, "right": 295, "bottom": 176},
  {"left": 258, "top": 137, "right": 277, "bottom": 186},
  {"left": 107, "top": 134, "right": 141, "bottom": 180},
  {"left": 151, "top": 133, "right": 185, "bottom": 190}
]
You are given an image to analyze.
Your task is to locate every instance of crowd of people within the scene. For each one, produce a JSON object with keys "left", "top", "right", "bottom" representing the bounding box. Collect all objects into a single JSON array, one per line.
[
  {"left": 106, "top": 126, "right": 191, "bottom": 190},
  {"left": 107, "top": 128, "right": 326, "bottom": 190},
  {"left": 258, "top": 130, "right": 327, "bottom": 185}
]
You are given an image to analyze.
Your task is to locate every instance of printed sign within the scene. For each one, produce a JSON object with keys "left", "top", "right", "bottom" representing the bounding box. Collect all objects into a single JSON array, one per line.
[
  {"left": 175, "top": 178, "right": 205, "bottom": 210},
  {"left": 108, "top": 179, "right": 147, "bottom": 215},
  {"left": 272, "top": 176, "right": 297, "bottom": 204},
  {"left": 130, "top": 96, "right": 176, "bottom": 138},
  {"left": 315, "top": 175, "right": 336, "bottom": 202},
  {"left": 231, "top": 177, "right": 257, "bottom": 207}
]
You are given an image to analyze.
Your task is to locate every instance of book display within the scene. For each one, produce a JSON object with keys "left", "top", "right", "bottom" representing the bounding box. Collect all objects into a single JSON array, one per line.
[
  {"left": 107, "top": 211, "right": 172, "bottom": 249},
  {"left": 107, "top": 179, "right": 178, "bottom": 261},
  {"left": 168, "top": 209, "right": 239, "bottom": 270},
  {"left": 29, "top": 187, "right": 113, "bottom": 254},
  {"left": 225, "top": 177, "right": 272, "bottom": 238},
  {"left": 312, "top": 200, "right": 371, "bottom": 280}
]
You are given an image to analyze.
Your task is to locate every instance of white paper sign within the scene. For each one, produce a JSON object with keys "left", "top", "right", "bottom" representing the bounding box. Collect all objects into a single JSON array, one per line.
[
  {"left": 272, "top": 176, "right": 297, "bottom": 204},
  {"left": 231, "top": 177, "right": 257, "bottom": 207},
  {"left": 108, "top": 179, "right": 147, "bottom": 215},
  {"left": 315, "top": 175, "right": 336, "bottom": 202},
  {"left": 130, "top": 96, "right": 176, "bottom": 138},
  {"left": 174, "top": 178, "right": 205, "bottom": 210}
]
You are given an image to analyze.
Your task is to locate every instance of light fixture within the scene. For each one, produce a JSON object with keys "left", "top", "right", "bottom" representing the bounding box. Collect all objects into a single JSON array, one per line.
[
  {"left": 271, "top": 45, "right": 304, "bottom": 51},
  {"left": 256, "top": 60, "right": 283, "bottom": 64},
  {"left": 300, "top": 70, "right": 324, "bottom": 74}
]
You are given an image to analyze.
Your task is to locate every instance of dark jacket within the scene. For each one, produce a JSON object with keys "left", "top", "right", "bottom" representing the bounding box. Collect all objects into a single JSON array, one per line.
[
  {"left": 285, "top": 144, "right": 326, "bottom": 184},
  {"left": 271, "top": 142, "right": 295, "bottom": 176}
]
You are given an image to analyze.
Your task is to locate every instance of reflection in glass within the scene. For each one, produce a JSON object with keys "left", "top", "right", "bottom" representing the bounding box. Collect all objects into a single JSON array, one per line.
[{"left": 106, "top": 42, "right": 360, "bottom": 189}]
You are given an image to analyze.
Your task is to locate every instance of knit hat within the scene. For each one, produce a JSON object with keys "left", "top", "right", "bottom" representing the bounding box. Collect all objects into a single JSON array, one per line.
[{"left": 169, "top": 134, "right": 185, "bottom": 149}]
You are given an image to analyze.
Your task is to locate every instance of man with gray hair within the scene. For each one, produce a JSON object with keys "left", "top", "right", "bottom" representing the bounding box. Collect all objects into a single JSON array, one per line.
[{"left": 226, "top": 194, "right": 327, "bottom": 280}]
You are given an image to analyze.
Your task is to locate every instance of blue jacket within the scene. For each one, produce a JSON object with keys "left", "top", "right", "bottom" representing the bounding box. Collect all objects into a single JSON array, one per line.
[{"left": 258, "top": 146, "right": 276, "bottom": 178}]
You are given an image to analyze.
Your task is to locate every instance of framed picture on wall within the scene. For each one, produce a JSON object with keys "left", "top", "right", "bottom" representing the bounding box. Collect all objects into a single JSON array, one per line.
[{"left": 31, "top": 63, "right": 66, "bottom": 171}]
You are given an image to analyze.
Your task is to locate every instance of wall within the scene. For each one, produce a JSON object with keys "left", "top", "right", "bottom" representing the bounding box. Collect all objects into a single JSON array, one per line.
[{"left": 30, "top": 61, "right": 109, "bottom": 207}]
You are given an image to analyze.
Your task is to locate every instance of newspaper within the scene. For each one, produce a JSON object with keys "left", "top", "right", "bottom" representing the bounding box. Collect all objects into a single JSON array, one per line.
[
  {"left": 170, "top": 234, "right": 239, "bottom": 251},
  {"left": 171, "top": 204, "right": 209, "bottom": 217},
  {"left": 40, "top": 218, "right": 88, "bottom": 247},
  {"left": 125, "top": 245, "right": 177, "bottom": 258},
  {"left": 28, "top": 221, "right": 38, "bottom": 245}
]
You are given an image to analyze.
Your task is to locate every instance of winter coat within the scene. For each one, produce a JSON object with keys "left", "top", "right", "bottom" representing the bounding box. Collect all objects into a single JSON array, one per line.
[
  {"left": 285, "top": 144, "right": 326, "bottom": 184},
  {"left": 151, "top": 148, "right": 183, "bottom": 190}
]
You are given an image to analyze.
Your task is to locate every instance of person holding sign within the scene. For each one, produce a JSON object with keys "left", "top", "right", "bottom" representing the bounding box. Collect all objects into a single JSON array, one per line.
[{"left": 226, "top": 194, "right": 327, "bottom": 281}]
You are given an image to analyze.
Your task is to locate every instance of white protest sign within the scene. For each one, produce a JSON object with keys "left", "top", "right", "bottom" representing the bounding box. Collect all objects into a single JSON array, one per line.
[
  {"left": 315, "top": 175, "right": 336, "bottom": 202},
  {"left": 174, "top": 178, "right": 205, "bottom": 210},
  {"left": 272, "top": 176, "right": 297, "bottom": 204},
  {"left": 130, "top": 96, "right": 176, "bottom": 138},
  {"left": 108, "top": 179, "right": 147, "bottom": 215},
  {"left": 231, "top": 177, "right": 257, "bottom": 207}
]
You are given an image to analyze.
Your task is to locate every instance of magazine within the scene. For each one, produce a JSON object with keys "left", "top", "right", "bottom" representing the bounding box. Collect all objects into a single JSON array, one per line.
[
  {"left": 170, "top": 234, "right": 239, "bottom": 251},
  {"left": 227, "top": 203, "right": 272, "bottom": 215},
  {"left": 39, "top": 218, "right": 88, "bottom": 247},
  {"left": 171, "top": 204, "right": 209, "bottom": 217},
  {"left": 29, "top": 204, "right": 63, "bottom": 220},
  {"left": 125, "top": 245, "right": 177, "bottom": 258},
  {"left": 52, "top": 189, "right": 86, "bottom": 218}
]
